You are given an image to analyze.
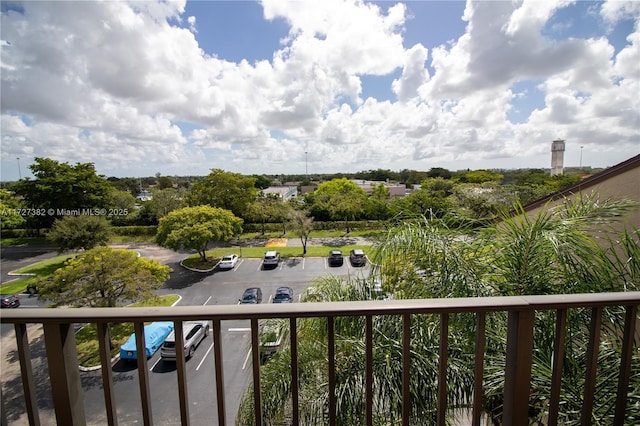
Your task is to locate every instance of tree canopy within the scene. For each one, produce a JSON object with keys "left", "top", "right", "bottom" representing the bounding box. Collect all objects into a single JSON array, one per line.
[
  {"left": 12, "top": 157, "right": 113, "bottom": 228},
  {"left": 287, "top": 209, "right": 314, "bottom": 255},
  {"left": 0, "top": 189, "right": 26, "bottom": 229},
  {"left": 47, "top": 215, "right": 111, "bottom": 252},
  {"left": 185, "top": 169, "right": 258, "bottom": 218},
  {"left": 156, "top": 205, "right": 243, "bottom": 261},
  {"left": 239, "top": 196, "right": 640, "bottom": 424},
  {"left": 311, "top": 178, "right": 367, "bottom": 232},
  {"left": 37, "top": 247, "right": 171, "bottom": 307}
]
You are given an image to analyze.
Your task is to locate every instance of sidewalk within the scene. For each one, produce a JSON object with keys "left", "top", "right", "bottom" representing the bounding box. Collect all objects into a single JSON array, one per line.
[
  {"left": 224, "top": 236, "right": 375, "bottom": 248},
  {"left": 287, "top": 236, "right": 374, "bottom": 247}
]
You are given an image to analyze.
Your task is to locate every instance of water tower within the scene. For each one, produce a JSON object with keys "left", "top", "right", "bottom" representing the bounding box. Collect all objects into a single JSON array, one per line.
[{"left": 550, "top": 139, "right": 565, "bottom": 176}]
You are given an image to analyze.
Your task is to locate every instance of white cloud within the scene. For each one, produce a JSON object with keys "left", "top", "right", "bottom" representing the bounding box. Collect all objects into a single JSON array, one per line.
[{"left": 1, "top": 0, "right": 638, "bottom": 179}]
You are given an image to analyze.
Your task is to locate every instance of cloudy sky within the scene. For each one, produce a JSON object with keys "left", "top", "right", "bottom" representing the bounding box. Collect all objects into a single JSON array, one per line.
[{"left": 1, "top": 0, "right": 638, "bottom": 180}]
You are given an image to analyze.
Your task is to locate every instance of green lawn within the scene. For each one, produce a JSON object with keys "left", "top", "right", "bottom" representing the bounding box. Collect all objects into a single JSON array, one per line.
[
  {"left": 1, "top": 254, "right": 76, "bottom": 295},
  {"left": 76, "top": 294, "right": 180, "bottom": 367}
]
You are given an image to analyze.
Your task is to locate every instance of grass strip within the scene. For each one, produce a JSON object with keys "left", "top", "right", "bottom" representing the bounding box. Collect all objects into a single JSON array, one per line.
[
  {"left": 1, "top": 254, "right": 76, "bottom": 295},
  {"left": 181, "top": 244, "right": 373, "bottom": 270}
]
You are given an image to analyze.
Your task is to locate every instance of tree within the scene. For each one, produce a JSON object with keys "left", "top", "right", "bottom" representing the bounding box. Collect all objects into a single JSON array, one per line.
[
  {"left": 47, "top": 215, "right": 111, "bottom": 252},
  {"left": 0, "top": 188, "right": 26, "bottom": 229},
  {"left": 12, "top": 157, "right": 113, "bottom": 229},
  {"left": 156, "top": 175, "right": 174, "bottom": 190},
  {"left": 156, "top": 205, "right": 243, "bottom": 261},
  {"left": 288, "top": 209, "right": 314, "bottom": 255},
  {"left": 148, "top": 188, "right": 183, "bottom": 219},
  {"left": 364, "top": 183, "right": 392, "bottom": 220},
  {"left": 244, "top": 196, "right": 640, "bottom": 424},
  {"left": 107, "top": 189, "right": 137, "bottom": 225},
  {"left": 456, "top": 169, "right": 503, "bottom": 184},
  {"left": 311, "top": 178, "right": 367, "bottom": 233},
  {"left": 185, "top": 169, "right": 258, "bottom": 218},
  {"left": 251, "top": 174, "right": 272, "bottom": 190},
  {"left": 426, "top": 167, "right": 453, "bottom": 179},
  {"left": 37, "top": 247, "right": 171, "bottom": 307},
  {"left": 246, "top": 193, "right": 282, "bottom": 235}
]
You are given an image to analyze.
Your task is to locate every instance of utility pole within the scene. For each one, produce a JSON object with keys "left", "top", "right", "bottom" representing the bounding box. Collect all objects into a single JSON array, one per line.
[
  {"left": 17, "top": 157, "right": 22, "bottom": 179},
  {"left": 579, "top": 146, "right": 584, "bottom": 169},
  {"left": 305, "top": 151, "right": 308, "bottom": 176}
]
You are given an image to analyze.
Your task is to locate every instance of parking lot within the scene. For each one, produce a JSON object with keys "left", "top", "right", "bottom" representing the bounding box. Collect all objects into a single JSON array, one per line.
[
  {"left": 2, "top": 247, "right": 373, "bottom": 425},
  {"left": 92, "top": 255, "right": 373, "bottom": 425}
]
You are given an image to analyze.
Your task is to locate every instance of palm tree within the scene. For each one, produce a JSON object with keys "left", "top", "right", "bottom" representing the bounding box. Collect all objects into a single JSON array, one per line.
[{"left": 237, "top": 196, "right": 639, "bottom": 424}]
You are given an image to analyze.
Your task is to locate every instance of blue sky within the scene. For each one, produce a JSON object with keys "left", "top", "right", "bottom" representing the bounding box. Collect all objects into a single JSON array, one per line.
[{"left": 1, "top": 0, "right": 638, "bottom": 179}]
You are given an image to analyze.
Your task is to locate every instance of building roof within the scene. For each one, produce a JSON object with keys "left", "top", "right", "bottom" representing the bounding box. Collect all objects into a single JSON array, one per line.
[{"left": 523, "top": 154, "right": 640, "bottom": 212}]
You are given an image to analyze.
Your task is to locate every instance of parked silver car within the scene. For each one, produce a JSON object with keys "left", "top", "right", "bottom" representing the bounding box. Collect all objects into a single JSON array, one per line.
[
  {"left": 160, "top": 321, "right": 210, "bottom": 360},
  {"left": 262, "top": 250, "right": 280, "bottom": 268}
]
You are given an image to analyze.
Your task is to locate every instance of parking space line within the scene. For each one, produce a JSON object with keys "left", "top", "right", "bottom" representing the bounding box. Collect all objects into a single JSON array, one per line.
[
  {"left": 196, "top": 342, "right": 213, "bottom": 371},
  {"left": 242, "top": 348, "right": 251, "bottom": 370},
  {"left": 256, "top": 262, "right": 263, "bottom": 272},
  {"left": 234, "top": 259, "right": 245, "bottom": 271},
  {"left": 228, "top": 327, "right": 251, "bottom": 332},
  {"left": 203, "top": 296, "right": 212, "bottom": 305},
  {"left": 149, "top": 357, "right": 162, "bottom": 371}
]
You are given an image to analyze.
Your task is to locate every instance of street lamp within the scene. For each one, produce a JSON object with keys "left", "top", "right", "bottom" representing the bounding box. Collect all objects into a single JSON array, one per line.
[
  {"left": 580, "top": 146, "right": 584, "bottom": 169},
  {"left": 305, "top": 151, "right": 308, "bottom": 176},
  {"left": 17, "top": 157, "right": 22, "bottom": 179}
]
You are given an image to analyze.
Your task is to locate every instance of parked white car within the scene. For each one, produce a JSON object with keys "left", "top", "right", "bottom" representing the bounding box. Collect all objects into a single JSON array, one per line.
[
  {"left": 218, "top": 254, "right": 239, "bottom": 270},
  {"left": 160, "top": 321, "right": 210, "bottom": 360}
]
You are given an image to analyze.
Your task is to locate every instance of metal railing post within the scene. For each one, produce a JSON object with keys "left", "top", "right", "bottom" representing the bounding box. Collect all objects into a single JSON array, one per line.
[
  {"left": 15, "top": 323, "right": 40, "bottom": 426},
  {"left": 42, "top": 322, "right": 86, "bottom": 425},
  {"left": 96, "top": 322, "right": 118, "bottom": 426},
  {"left": 133, "top": 322, "right": 153, "bottom": 426},
  {"left": 502, "top": 309, "right": 534, "bottom": 426},
  {"left": 472, "top": 312, "right": 486, "bottom": 426},
  {"left": 212, "top": 319, "right": 226, "bottom": 426},
  {"left": 437, "top": 313, "right": 449, "bottom": 425},
  {"left": 614, "top": 304, "right": 638, "bottom": 425}
]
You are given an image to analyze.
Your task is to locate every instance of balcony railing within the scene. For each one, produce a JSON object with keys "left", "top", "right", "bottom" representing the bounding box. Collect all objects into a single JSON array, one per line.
[{"left": 1, "top": 291, "right": 639, "bottom": 426}]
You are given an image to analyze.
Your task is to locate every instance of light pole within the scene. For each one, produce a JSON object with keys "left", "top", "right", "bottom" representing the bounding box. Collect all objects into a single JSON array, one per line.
[
  {"left": 17, "top": 157, "right": 22, "bottom": 179},
  {"left": 305, "top": 151, "right": 308, "bottom": 176},
  {"left": 579, "top": 146, "right": 583, "bottom": 169}
]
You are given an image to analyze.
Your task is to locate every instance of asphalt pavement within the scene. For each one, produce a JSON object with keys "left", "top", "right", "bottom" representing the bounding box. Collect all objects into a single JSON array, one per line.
[{"left": 0, "top": 238, "right": 376, "bottom": 425}]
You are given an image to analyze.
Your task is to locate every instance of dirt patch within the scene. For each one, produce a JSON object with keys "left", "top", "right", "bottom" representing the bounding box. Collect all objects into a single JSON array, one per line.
[{"left": 265, "top": 238, "right": 288, "bottom": 247}]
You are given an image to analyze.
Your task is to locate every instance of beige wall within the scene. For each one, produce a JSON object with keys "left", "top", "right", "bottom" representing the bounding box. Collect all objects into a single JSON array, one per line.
[{"left": 525, "top": 160, "right": 640, "bottom": 236}]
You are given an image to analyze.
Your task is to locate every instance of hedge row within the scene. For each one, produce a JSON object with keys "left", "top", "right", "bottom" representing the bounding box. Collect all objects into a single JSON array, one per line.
[
  {"left": 1, "top": 226, "right": 158, "bottom": 238},
  {"left": 2, "top": 221, "right": 383, "bottom": 239},
  {"left": 242, "top": 220, "right": 385, "bottom": 233}
]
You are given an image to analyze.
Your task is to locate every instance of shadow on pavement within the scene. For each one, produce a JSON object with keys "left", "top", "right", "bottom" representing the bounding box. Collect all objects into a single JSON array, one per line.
[
  {"left": 112, "top": 359, "right": 139, "bottom": 372},
  {"left": 162, "top": 261, "right": 216, "bottom": 290},
  {"left": 152, "top": 360, "right": 177, "bottom": 374}
]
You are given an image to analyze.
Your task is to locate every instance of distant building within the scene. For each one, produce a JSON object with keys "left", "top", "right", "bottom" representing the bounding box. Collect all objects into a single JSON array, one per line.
[
  {"left": 136, "top": 189, "right": 152, "bottom": 201},
  {"left": 300, "top": 185, "right": 316, "bottom": 194},
  {"left": 262, "top": 186, "right": 298, "bottom": 201},
  {"left": 350, "top": 180, "right": 407, "bottom": 198},
  {"left": 550, "top": 139, "right": 566, "bottom": 176}
]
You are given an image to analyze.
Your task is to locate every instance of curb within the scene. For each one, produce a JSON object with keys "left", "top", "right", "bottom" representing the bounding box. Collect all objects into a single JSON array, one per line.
[{"left": 179, "top": 259, "right": 218, "bottom": 273}]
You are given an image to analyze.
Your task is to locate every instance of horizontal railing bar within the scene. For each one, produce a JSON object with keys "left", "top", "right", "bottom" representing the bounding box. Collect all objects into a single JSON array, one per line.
[{"left": 3, "top": 292, "right": 639, "bottom": 324}]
